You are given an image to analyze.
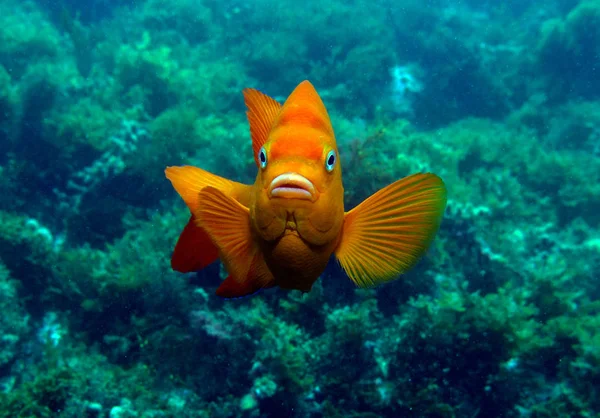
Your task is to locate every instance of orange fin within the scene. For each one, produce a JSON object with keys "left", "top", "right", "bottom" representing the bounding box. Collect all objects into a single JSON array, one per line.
[
  {"left": 216, "top": 269, "right": 276, "bottom": 299},
  {"left": 335, "top": 173, "right": 447, "bottom": 287},
  {"left": 216, "top": 275, "right": 260, "bottom": 298},
  {"left": 165, "top": 166, "right": 251, "bottom": 273},
  {"left": 171, "top": 215, "right": 219, "bottom": 273},
  {"left": 243, "top": 88, "right": 281, "bottom": 166},
  {"left": 196, "top": 186, "right": 274, "bottom": 291},
  {"left": 165, "top": 165, "right": 244, "bottom": 213}
]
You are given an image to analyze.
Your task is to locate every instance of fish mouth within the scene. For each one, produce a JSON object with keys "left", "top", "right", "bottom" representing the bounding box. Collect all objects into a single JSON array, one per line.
[{"left": 269, "top": 173, "right": 316, "bottom": 201}]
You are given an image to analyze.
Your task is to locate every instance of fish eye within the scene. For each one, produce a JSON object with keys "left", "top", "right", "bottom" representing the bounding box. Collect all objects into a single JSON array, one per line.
[
  {"left": 325, "top": 150, "right": 336, "bottom": 172},
  {"left": 259, "top": 146, "right": 267, "bottom": 169}
]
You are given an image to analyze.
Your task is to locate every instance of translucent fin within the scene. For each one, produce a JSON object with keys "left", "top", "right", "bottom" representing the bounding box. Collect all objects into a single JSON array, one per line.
[
  {"left": 165, "top": 165, "right": 244, "bottom": 213},
  {"left": 335, "top": 173, "right": 447, "bottom": 287},
  {"left": 196, "top": 186, "right": 274, "bottom": 290},
  {"left": 165, "top": 166, "right": 251, "bottom": 273}
]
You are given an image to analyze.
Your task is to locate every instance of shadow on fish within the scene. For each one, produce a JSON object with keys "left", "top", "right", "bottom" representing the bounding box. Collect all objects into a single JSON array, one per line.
[{"left": 165, "top": 81, "right": 447, "bottom": 298}]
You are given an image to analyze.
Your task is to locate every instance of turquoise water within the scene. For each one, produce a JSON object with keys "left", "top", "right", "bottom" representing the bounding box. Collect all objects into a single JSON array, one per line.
[{"left": 0, "top": 0, "right": 599, "bottom": 416}]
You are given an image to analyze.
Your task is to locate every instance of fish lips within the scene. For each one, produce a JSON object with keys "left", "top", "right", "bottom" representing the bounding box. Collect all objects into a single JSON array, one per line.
[{"left": 269, "top": 173, "right": 317, "bottom": 202}]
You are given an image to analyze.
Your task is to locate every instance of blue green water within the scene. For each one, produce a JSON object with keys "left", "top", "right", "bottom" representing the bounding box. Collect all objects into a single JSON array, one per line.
[{"left": 0, "top": 0, "right": 599, "bottom": 416}]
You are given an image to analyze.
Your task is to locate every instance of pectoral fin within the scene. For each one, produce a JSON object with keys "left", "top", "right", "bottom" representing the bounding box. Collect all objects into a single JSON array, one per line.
[
  {"left": 165, "top": 166, "right": 252, "bottom": 273},
  {"left": 196, "top": 186, "right": 274, "bottom": 295},
  {"left": 165, "top": 165, "right": 249, "bottom": 211},
  {"left": 335, "top": 173, "right": 447, "bottom": 287}
]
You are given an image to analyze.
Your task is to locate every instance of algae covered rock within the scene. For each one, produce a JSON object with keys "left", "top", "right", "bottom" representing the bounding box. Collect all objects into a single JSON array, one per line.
[{"left": 0, "top": 261, "right": 29, "bottom": 369}]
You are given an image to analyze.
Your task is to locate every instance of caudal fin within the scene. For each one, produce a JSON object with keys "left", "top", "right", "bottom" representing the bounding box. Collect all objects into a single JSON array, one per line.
[{"left": 171, "top": 215, "right": 219, "bottom": 272}]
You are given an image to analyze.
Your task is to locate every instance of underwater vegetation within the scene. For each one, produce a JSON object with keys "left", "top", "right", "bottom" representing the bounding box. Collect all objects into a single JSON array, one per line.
[{"left": 0, "top": 0, "right": 599, "bottom": 416}]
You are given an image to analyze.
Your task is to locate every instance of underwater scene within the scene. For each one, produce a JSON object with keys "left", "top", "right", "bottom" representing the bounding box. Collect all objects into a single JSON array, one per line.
[{"left": 1, "top": 0, "right": 600, "bottom": 416}]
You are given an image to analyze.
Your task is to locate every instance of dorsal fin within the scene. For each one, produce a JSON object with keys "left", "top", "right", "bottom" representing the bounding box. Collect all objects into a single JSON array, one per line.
[
  {"left": 274, "top": 80, "right": 334, "bottom": 138},
  {"left": 243, "top": 88, "right": 281, "bottom": 167}
]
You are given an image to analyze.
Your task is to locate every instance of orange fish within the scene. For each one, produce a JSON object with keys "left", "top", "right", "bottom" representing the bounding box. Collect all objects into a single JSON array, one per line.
[{"left": 165, "top": 80, "right": 447, "bottom": 298}]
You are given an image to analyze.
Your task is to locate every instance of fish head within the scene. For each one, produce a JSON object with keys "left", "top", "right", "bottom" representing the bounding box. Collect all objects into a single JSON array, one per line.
[{"left": 248, "top": 81, "right": 345, "bottom": 246}]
